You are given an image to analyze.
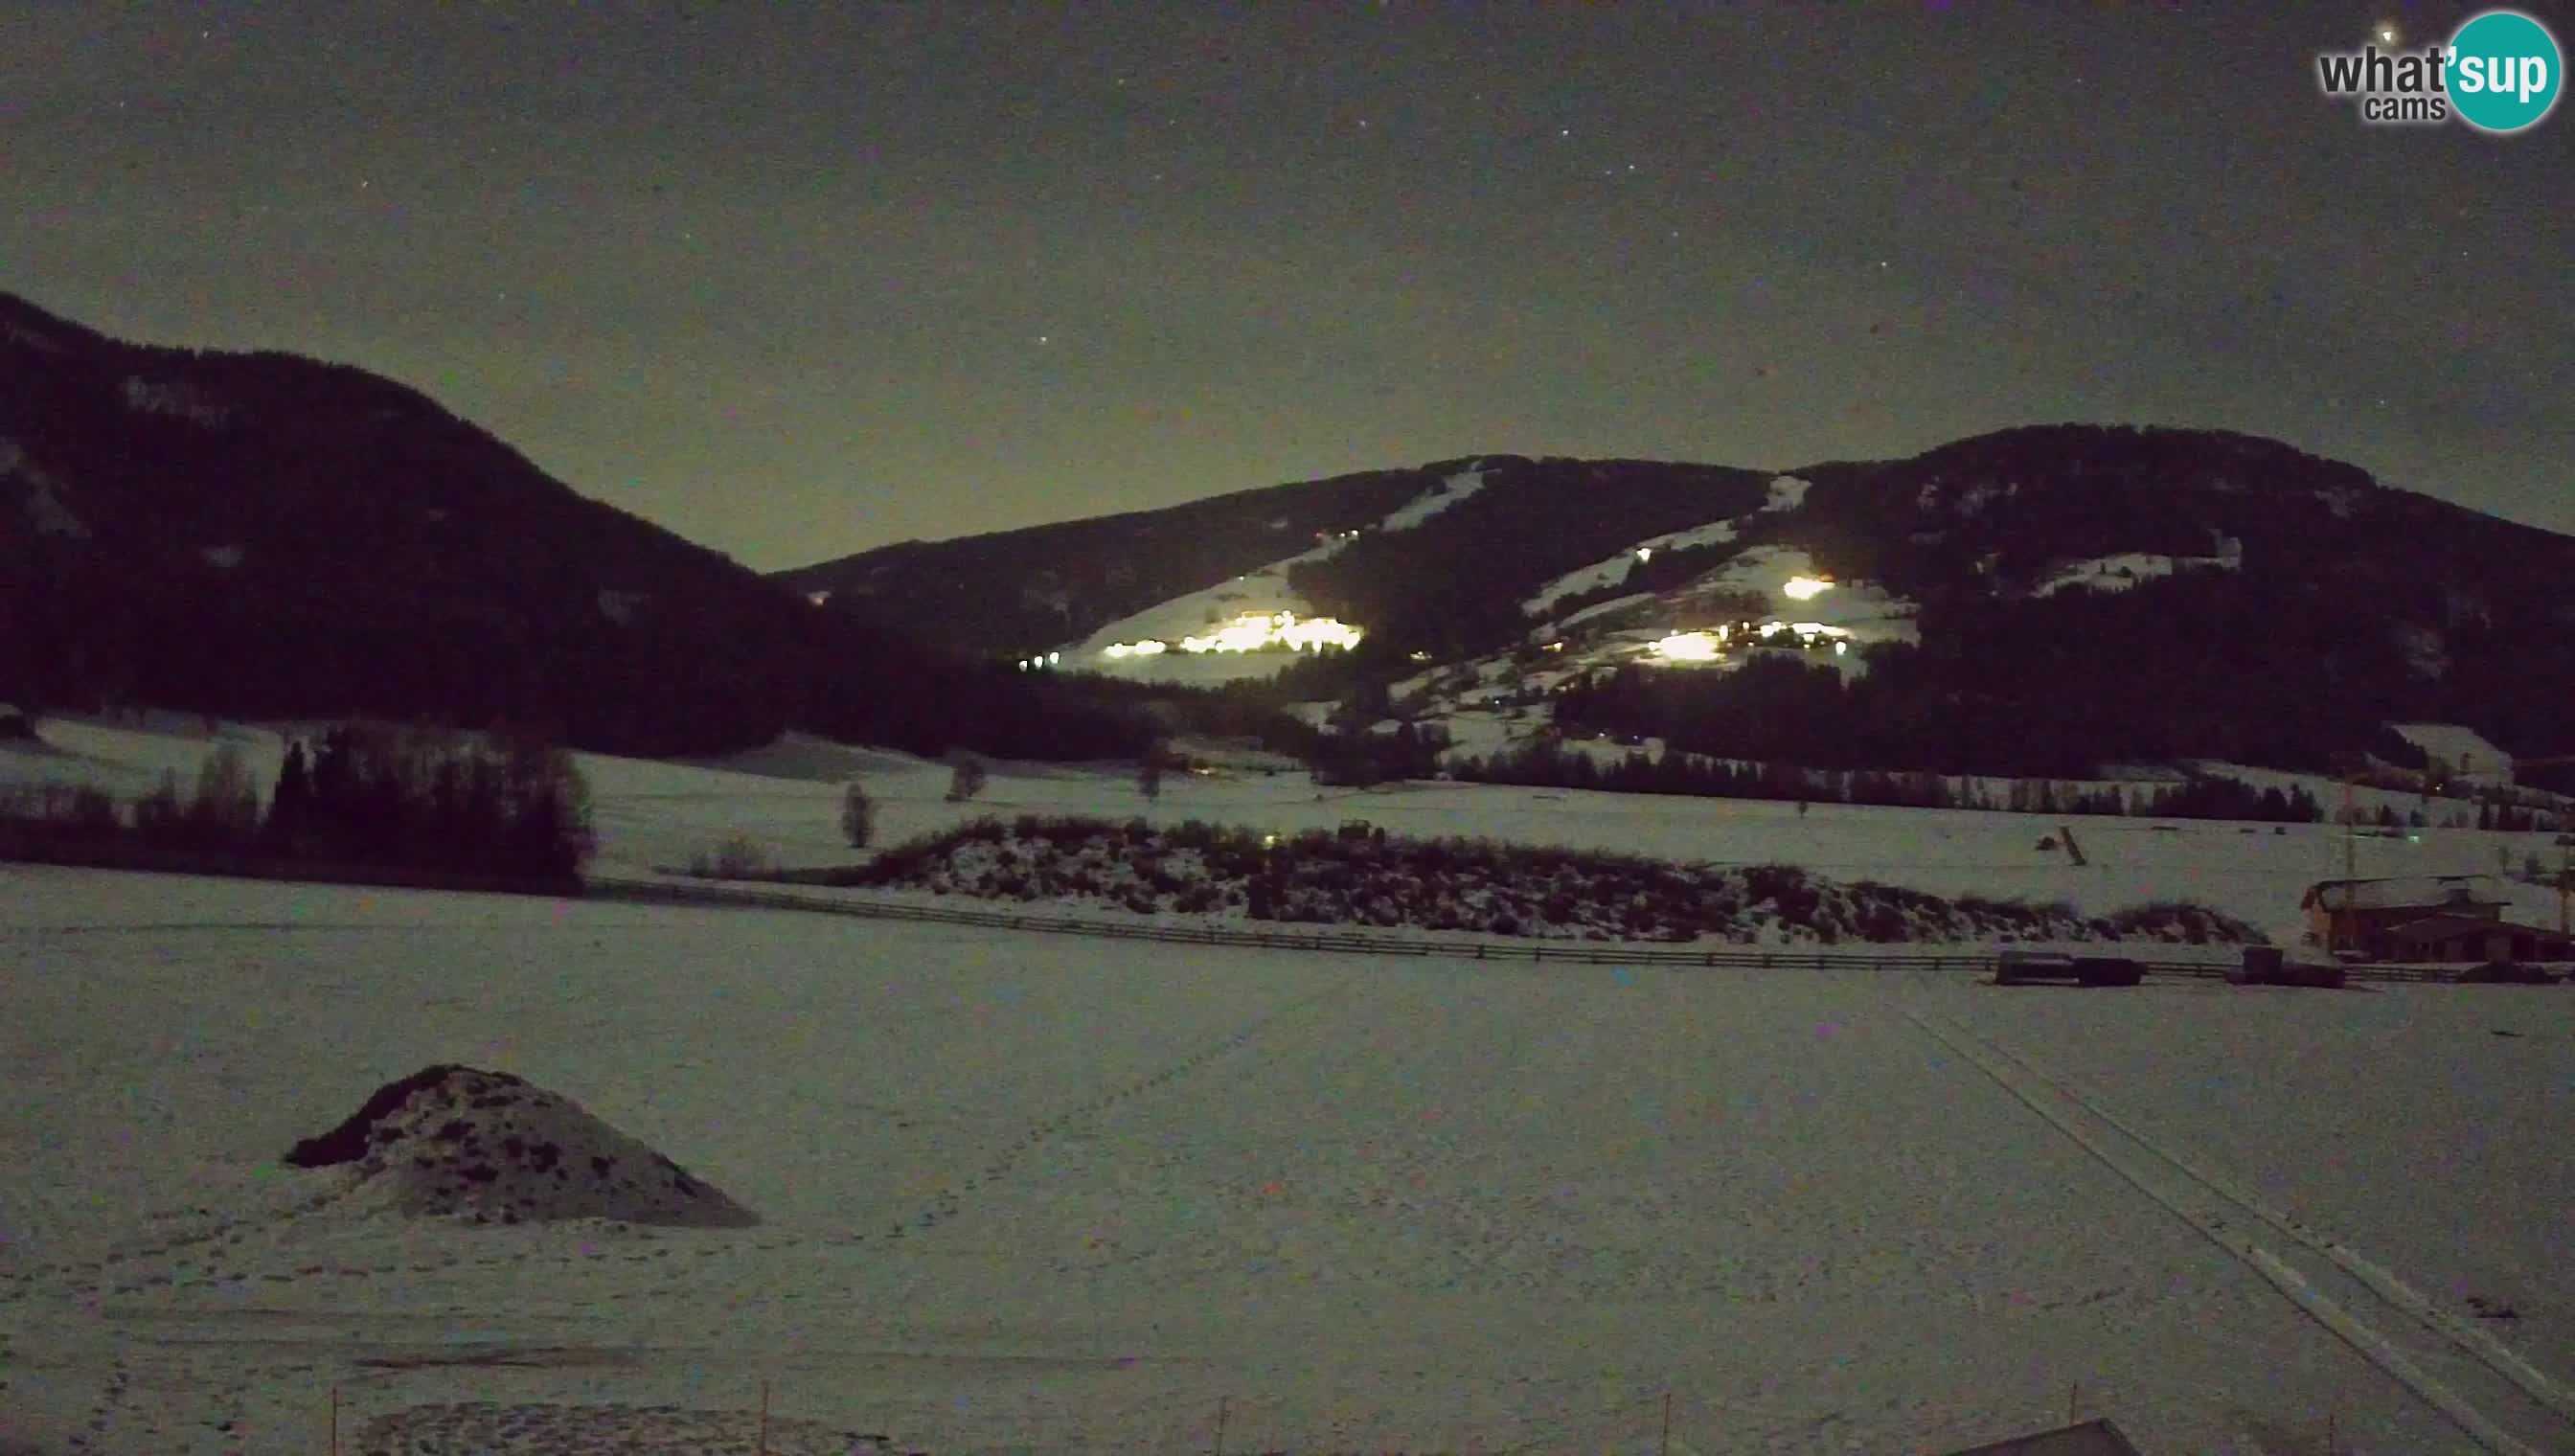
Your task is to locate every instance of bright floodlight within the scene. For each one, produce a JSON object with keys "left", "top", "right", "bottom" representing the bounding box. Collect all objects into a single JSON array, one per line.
[
  {"left": 1174, "top": 610, "right": 1363, "bottom": 654},
  {"left": 1650, "top": 631, "right": 1722, "bottom": 662},
  {"left": 1782, "top": 576, "right": 1832, "bottom": 601}
]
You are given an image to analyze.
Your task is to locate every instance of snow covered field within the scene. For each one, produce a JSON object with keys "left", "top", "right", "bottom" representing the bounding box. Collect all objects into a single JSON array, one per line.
[
  {"left": 4, "top": 867, "right": 2570, "bottom": 1454},
  {"left": 7, "top": 715, "right": 2570, "bottom": 949}
]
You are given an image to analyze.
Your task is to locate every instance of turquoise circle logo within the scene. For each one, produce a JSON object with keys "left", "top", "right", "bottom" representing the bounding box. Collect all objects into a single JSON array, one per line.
[{"left": 2447, "top": 10, "right": 2563, "bottom": 133}]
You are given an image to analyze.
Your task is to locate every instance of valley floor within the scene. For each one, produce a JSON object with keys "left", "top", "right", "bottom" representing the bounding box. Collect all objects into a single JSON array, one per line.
[
  {"left": 11, "top": 716, "right": 2571, "bottom": 951},
  {"left": 3, "top": 867, "right": 2569, "bottom": 1454}
]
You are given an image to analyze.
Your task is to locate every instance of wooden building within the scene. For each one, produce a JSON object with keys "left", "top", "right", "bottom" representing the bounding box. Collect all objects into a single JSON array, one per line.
[{"left": 2299, "top": 874, "right": 2572, "bottom": 962}]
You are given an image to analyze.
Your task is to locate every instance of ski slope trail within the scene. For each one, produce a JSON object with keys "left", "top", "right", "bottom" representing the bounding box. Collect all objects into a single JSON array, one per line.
[{"left": 1909, "top": 1007, "right": 2575, "bottom": 1455}]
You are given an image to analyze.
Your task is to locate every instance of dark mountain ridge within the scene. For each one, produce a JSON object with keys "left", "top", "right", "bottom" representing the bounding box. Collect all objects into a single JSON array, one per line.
[
  {"left": 784, "top": 423, "right": 2575, "bottom": 783},
  {"left": 0, "top": 292, "right": 1148, "bottom": 760},
  {"left": 10, "top": 289, "right": 2564, "bottom": 783}
]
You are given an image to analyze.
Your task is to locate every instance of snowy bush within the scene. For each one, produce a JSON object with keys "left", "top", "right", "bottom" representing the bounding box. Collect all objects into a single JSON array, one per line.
[{"left": 689, "top": 834, "right": 774, "bottom": 879}]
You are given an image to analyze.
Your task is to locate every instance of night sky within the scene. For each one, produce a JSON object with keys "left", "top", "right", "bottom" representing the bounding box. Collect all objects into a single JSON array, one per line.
[{"left": 7, "top": 3, "right": 2569, "bottom": 570}]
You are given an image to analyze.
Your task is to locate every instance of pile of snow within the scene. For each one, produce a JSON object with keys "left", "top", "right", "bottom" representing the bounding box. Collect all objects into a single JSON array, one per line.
[
  {"left": 2389, "top": 723, "right": 2513, "bottom": 783},
  {"left": 284, "top": 1064, "right": 758, "bottom": 1228}
]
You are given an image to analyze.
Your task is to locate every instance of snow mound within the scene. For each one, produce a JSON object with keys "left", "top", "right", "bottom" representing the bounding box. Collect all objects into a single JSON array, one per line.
[{"left": 285, "top": 1064, "right": 758, "bottom": 1228}]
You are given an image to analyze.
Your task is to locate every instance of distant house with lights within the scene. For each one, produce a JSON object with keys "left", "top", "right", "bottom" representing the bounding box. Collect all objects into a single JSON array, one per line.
[{"left": 2298, "top": 875, "right": 2574, "bottom": 962}]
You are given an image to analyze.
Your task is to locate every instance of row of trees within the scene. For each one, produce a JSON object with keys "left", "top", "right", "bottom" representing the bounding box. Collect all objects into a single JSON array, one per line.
[
  {"left": 263, "top": 722, "right": 594, "bottom": 880},
  {"left": 0, "top": 722, "right": 595, "bottom": 883},
  {"left": 1444, "top": 736, "right": 2337, "bottom": 823},
  {"left": 832, "top": 739, "right": 1187, "bottom": 855},
  {"left": 0, "top": 561, "right": 1170, "bottom": 766}
]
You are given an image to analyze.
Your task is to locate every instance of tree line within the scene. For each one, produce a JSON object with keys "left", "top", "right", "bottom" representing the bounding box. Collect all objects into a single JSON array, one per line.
[
  {"left": 1445, "top": 735, "right": 2336, "bottom": 823},
  {"left": 0, "top": 721, "right": 595, "bottom": 884}
]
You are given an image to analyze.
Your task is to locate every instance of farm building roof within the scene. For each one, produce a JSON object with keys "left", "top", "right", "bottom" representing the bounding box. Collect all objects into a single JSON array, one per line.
[
  {"left": 2381, "top": 914, "right": 2516, "bottom": 945},
  {"left": 2298, "top": 875, "right": 2510, "bottom": 911}
]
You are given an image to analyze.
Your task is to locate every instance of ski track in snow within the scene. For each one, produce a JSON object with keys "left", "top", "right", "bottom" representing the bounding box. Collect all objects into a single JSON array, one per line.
[{"left": 1913, "top": 1009, "right": 2575, "bottom": 1455}]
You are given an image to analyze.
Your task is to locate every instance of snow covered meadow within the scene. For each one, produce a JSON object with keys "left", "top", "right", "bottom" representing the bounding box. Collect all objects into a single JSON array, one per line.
[
  {"left": 4, "top": 865, "right": 2571, "bottom": 1455},
  {"left": 5, "top": 716, "right": 2574, "bottom": 1453},
  {"left": 8, "top": 713, "right": 2568, "bottom": 951}
]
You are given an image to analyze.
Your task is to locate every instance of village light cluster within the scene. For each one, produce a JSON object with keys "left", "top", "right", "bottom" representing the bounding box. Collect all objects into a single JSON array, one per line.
[
  {"left": 1646, "top": 618, "right": 1855, "bottom": 666},
  {"left": 1781, "top": 576, "right": 1834, "bottom": 601},
  {"left": 1650, "top": 631, "right": 1724, "bottom": 662},
  {"left": 1100, "top": 610, "right": 1364, "bottom": 662}
]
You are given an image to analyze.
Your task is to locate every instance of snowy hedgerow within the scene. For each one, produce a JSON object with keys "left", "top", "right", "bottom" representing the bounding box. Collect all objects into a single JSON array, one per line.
[{"left": 847, "top": 814, "right": 2264, "bottom": 945}]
